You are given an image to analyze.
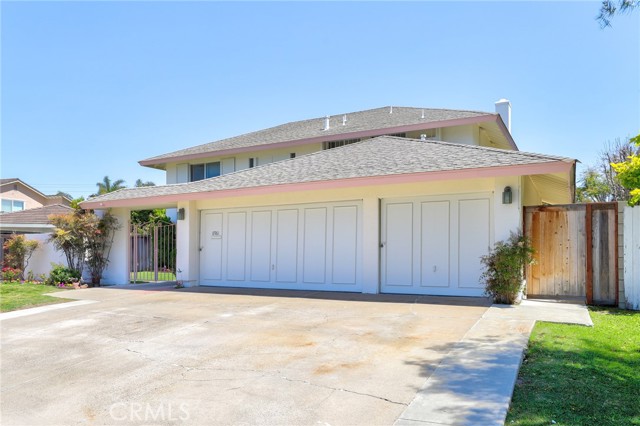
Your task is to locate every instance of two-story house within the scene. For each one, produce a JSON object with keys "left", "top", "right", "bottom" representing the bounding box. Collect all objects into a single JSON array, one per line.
[
  {"left": 83, "top": 100, "right": 576, "bottom": 296},
  {"left": 0, "top": 178, "right": 71, "bottom": 213}
]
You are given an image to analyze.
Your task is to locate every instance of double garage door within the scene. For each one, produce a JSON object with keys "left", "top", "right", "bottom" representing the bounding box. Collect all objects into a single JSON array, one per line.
[
  {"left": 199, "top": 194, "right": 492, "bottom": 296},
  {"left": 200, "top": 201, "right": 362, "bottom": 291},
  {"left": 381, "top": 194, "right": 492, "bottom": 296}
]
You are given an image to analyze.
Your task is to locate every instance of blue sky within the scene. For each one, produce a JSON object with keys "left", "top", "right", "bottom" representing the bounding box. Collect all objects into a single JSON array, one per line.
[{"left": 1, "top": 1, "right": 638, "bottom": 199}]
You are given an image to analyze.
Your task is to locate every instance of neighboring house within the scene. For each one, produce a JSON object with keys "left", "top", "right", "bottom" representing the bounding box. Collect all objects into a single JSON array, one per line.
[
  {"left": 0, "top": 178, "right": 71, "bottom": 213},
  {"left": 82, "top": 100, "right": 577, "bottom": 296},
  {"left": 0, "top": 204, "right": 72, "bottom": 276}
]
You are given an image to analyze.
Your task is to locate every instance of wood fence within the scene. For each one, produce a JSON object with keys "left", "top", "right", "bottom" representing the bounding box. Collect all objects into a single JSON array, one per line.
[{"left": 524, "top": 203, "right": 618, "bottom": 305}]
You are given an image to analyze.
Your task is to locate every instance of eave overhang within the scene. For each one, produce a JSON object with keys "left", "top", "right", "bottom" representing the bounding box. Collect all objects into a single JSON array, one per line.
[{"left": 82, "top": 159, "right": 574, "bottom": 210}]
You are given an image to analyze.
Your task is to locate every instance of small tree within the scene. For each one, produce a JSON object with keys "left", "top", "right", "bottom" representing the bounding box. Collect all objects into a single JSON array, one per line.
[
  {"left": 481, "top": 231, "right": 535, "bottom": 304},
  {"left": 48, "top": 212, "right": 86, "bottom": 274},
  {"left": 84, "top": 211, "right": 120, "bottom": 286},
  {"left": 49, "top": 210, "right": 120, "bottom": 286},
  {"left": 2, "top": 234, "right": 39, "bottom": 279},
  {"left": 611, "top": 134, "right": 640, "bottom": 206}
]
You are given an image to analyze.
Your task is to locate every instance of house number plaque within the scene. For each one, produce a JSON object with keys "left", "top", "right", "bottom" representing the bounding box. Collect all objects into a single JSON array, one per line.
[{"left": 211, "top": 230, "right": 222, "bottom": 239}]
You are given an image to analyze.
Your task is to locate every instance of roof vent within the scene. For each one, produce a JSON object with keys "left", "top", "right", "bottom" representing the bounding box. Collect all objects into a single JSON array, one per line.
[
  {"left": 420, "top": 134, "right": 427, "bottom": 141},
  {"left": 389, "top": 106, "right": 393, "bottom": 114},
  {"left": 342, "top": 114, "right": 347, "bottom": 126},
  {"left": 421, "top": 109, "right": 425, "bottom": 119},
  {"left": 323, "top": 116, "right": 330, "bottom": 131}
]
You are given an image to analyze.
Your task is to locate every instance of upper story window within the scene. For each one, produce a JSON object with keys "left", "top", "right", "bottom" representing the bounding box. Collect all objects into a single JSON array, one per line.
[
  {"left": 249, "top": 158, "right": 258, "bottom": 168},
  {"left": 323, "top": 138, "right": 361, "bottom": 150},
  {"left": 1, "top": 199, "right": 25, "bottom": 213},
  {"left": 190, "top": 162, "right": 220, "bottom": 182}
]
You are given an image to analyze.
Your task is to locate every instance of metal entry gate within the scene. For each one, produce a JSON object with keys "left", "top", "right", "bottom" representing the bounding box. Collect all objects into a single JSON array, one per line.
[{"left": 130, "top": 222, "right": 176, "bottom": 283}]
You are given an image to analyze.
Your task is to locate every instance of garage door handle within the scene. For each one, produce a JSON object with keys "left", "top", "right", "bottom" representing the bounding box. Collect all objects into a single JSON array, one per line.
[{"left": 380, "top": 242, "right": 385, "bottom": 248}]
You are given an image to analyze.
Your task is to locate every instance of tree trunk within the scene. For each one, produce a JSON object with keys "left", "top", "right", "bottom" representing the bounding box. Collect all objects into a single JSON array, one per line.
[{"left": 91, "top": 275, "right": 101, "bottom": 287}]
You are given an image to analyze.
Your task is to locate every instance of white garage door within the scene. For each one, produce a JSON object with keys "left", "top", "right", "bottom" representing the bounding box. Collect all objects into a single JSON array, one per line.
[
  {"left": 200, "top": 201, "right": 362, "bottom": 291},
  {"left": 381, "top": 194, "right": 493, "bottom": 296}
]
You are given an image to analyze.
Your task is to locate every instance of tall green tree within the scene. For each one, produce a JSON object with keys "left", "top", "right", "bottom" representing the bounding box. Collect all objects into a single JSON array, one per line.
[
  {"left": 94, "top": 176, "right": 126, "bottom": 196},
  {"left": 597, "top": 0, "right": 639, "bottom": 27},
  {"left": 134, "top": 179, "right": 156, "bottom": 188},
  {"left": 576, "top": 166, "right": 612, "bottom": 202}
]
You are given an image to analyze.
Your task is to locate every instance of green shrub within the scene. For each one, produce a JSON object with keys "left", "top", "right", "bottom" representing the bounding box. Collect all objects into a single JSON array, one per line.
[
  {"left": 480, "top": 231, "right": 535, "bottom": 304},
  {"left": 46, "top": 263, "right": 81, "bottom": 286}
]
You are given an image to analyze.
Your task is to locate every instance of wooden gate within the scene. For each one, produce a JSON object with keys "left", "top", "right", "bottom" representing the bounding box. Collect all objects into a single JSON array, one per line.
[{"left": 524, "top": 203, "right": 618, "bottom": 305}]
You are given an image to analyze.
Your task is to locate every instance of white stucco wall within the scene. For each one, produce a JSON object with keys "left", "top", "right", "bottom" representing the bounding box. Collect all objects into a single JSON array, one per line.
[
  {"left": 98, "top": 208, "right": 130, "bottom": 285},
  {"left": 23, "top": 233, "right": 66, "bottom": 278},
  {"left": 440, "top": 125, "right": 478, "bottom": 145}
]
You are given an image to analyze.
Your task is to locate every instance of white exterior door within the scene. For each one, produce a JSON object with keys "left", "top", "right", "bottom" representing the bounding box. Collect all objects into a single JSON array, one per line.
[
  {"left": 381, "top": 194, "right": 493, "bottom": 296},
  {"left": 199, "top": 201, "right": 362, "bottom": 292}
]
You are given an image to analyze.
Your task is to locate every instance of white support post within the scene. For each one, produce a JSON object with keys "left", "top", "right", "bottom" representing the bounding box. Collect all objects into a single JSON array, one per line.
[
  {"left": 176, "top": 201, "right": 200, "bottom": 287},
  {"left": 99, "top": 207, "right": 131, "bottom": 285}
]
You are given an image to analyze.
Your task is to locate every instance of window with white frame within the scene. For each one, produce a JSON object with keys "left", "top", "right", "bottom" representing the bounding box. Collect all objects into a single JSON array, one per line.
[
  {"left": 190, "top": 162, "right": 221, "bottom": 182},
  {"left": 249, "top": 158, "right": 258, "bottom": 168},
  {"left": 1, "top": 199, "right": 25, "bottom": 213}
]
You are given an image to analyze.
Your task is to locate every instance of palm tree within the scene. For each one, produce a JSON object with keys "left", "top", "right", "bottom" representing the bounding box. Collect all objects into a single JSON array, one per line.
[{"left": 95, "top": 176, "right": 126, "bottom": 195}]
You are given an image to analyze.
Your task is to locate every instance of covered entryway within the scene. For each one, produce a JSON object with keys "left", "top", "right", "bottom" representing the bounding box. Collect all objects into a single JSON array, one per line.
[
  {"left": 381, "top": 193, "right": 493, "bottom": 296},
  {"left": 199, "top": 201, "right": 363, "bottom": 291}
]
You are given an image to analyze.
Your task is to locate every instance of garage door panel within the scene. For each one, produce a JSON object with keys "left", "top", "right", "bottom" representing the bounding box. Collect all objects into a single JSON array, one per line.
[
  {"left": 226, "top": 212, "right": 247, "bottom": 281},
  {"left": 458, "top": 199, "right": 490, "bottom": 289},
  {"left": 384, "top": 203, "right": 414, "bottom": 286},
  {"left": 303, "top": 208, "right": 327, "bottom": 284},
  {"left": 332, "top": 206, "right": 358, "bottom": 285},
  {"left": 421, "top": 201, "right": 450, "bottom": 287},
  {"left": 250, "top": 211, "right": 272, "bottom": 282},
  {"left": 276, "top": 209, "right": 299, "bottom": 283}
]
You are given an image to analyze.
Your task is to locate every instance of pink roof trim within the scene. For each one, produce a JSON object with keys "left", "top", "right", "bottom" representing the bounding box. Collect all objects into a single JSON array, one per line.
[
  {"left": 139, "top": 114, "right": 501, "bottom": 167},
  {"left": 82, "top": 160, "right": 573, "bottom": 209}
]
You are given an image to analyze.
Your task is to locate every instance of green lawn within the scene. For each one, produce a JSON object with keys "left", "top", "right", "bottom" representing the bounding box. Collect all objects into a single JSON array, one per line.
[
  {"left": 0, "top": 281, "right": 72, "bottom": 312},
  {"left": 507, "top": 307, "right": 640, "bottom": 426},
  {"left": 130, "top": 271, "right": 176, "bottom": 283}
]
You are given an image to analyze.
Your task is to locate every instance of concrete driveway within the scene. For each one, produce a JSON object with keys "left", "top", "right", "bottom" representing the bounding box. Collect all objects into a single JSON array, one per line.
[{"left": 1, "top": 285, "right": 490, "bottom": 425}]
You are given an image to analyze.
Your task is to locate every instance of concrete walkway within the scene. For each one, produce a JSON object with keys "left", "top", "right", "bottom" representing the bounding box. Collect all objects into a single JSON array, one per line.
[{"left": 395, "top": 299, "right": 592, "bottom": 426}]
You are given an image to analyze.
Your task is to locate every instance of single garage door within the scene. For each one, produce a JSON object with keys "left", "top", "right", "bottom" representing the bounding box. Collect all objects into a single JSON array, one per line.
[
  {"left": 200, "top": 201, "right": 362, "bottom": 292},
  {"left": 381, "top": 193, "right": 493, "bottom": 296}
]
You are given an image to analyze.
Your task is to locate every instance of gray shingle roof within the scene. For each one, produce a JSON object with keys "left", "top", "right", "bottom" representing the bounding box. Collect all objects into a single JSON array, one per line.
[
  {"left": 0, "top": 204, "right": 74, "bottom": 225},
  {"left": 85, "top": 137, "right": 573, "bottom": 205},
  {"left": 141, "top": 106, "right": 494, "bottom": 164}
]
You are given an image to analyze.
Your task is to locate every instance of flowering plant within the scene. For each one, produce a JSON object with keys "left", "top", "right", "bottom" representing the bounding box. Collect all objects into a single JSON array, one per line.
[{"left": 1, "top": 267, "right": 22, "bottom": 282}]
